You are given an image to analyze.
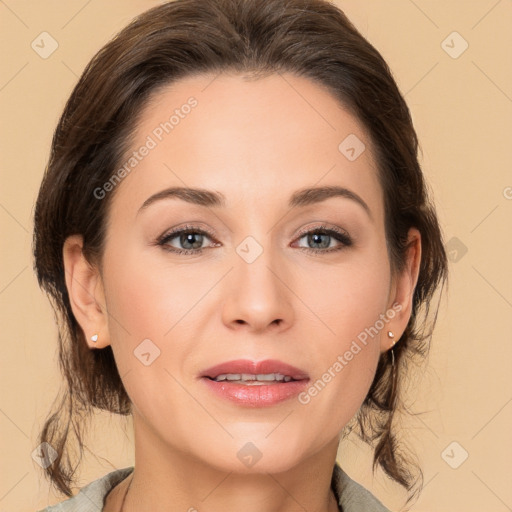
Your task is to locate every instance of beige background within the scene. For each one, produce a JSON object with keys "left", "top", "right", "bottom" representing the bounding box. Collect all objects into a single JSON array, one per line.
[{"left": 1, "top": 1, "right": 511, "bottom": 511}]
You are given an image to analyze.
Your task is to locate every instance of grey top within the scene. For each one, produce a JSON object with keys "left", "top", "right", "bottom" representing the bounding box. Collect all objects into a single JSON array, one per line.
[{"left": 37, "top": 463, "right": 391, "bottom": 511}]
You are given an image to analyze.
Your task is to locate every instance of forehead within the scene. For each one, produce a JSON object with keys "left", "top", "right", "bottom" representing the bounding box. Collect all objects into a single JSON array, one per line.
[{"left": 110, "top": 72, "right": 383, "bottom": 219}]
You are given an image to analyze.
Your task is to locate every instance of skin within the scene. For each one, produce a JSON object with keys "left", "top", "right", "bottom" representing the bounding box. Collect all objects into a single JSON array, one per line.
[{"left": 63, "top": 72, "right": 421, "bottom": 512}]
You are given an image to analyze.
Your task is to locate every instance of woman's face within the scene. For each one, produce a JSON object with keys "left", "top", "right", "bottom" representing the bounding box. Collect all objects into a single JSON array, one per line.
[{"left": 87, "top": 72, "right": 414, "bottom": 473}]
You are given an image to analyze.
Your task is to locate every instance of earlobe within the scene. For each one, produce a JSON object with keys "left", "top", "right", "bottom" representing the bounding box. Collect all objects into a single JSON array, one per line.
[
  {"left": 62, "top": 235, "right": 110, "bottom": 349},
  {"left": 381, "top": 228, "right": 422, "bottom": 352}
]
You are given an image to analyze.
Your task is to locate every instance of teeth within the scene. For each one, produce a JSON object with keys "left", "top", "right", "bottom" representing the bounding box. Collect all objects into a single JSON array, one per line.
[{"left": 212, "top": 373, "right": 294, "bottom": 383}]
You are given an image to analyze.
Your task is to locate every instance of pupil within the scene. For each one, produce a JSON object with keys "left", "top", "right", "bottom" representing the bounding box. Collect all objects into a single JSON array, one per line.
[
  {"left": 182, "top": 232, "right": 202, "bottom": 249},
  {"left": 310, "top": 233, "right": 329, "bottom": 249}
]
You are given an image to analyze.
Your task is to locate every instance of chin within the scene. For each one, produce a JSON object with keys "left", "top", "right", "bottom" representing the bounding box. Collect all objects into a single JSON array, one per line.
[{"left": 202, "top": 435, "right": 310, "bottom": 475}]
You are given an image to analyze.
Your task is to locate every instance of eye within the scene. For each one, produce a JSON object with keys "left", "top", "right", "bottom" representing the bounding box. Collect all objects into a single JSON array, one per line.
[
  {"left": 293, "top": 224, "right": 353, "bottom": 254},
  {"left": 157, "top": 225, "right": 218, "bottom": 255},
  {"left": 156, "top": 223, "right": 353, "bottom": 256}
]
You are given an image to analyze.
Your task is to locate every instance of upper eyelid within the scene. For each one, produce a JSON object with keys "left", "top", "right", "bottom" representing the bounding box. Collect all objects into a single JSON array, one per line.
[
  {"left": 295, "top": 223, "right": 350, "bottom": 238},
  {"left": 158, "top": 224, "right": 215, "bottom": 241}
]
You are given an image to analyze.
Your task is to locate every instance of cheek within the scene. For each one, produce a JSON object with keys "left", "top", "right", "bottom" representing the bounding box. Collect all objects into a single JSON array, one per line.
[
  {"left": 303, "top": 243, "right": 391, "bottom": 344},
  {"left": 100, "top": 247, "right": 202, "bottom": 426},
  {"left": 295, "top": 247, "right": 390, "bottom": 418},
  {"left": 331, "top": 267, "right": 390, "bottom": 341},
  {"left": 100, "top": 240, "right": 219, "bottom": 397},
  {"left": 102, "top": 242, "right": 200, "bottom": 338}
]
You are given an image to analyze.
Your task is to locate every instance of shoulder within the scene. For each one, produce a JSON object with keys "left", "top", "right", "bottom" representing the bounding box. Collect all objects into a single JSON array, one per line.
[
  {"left": 36, "top": 466, "right": 134, "bottom": 512},
  {"left": 332, "top": 462, "right": 392, "bottom": 512}
]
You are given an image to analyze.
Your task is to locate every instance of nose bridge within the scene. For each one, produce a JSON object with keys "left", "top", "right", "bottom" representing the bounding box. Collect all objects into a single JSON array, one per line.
[
  {"left": 221, "top": 233, "right": 293, "bottom": 332},
  {"left": 237, "top": 237, "right": 277, "bottom": 290}
]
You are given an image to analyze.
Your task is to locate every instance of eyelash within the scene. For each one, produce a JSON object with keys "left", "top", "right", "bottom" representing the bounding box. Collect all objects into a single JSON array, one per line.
[{"left": 157, "top": 224, "right": 353, "bottom": 256}]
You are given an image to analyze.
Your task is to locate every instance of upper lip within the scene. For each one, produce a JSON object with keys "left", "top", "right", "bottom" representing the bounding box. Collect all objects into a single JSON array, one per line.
[{"left": 200, "top": 359, "right": 309, "bottom": 380}]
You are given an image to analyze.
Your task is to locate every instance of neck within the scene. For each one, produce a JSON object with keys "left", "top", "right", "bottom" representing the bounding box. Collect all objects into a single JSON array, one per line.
[{"left": 115, "top": 412, "right": 341, "bottom": 512}]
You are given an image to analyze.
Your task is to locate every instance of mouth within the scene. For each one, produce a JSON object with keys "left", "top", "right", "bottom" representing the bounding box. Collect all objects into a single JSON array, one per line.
[
  {"left": 200, "top": 358, "right": 309, "bottom": 382},
  {"left": 205, "top": 372, "right": 298, "bottom": 384},
  {"left": 199, "top": 359, "right": 309, "bottom": 407}
]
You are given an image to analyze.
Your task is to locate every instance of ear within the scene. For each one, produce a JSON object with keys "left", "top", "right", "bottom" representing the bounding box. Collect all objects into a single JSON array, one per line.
[
  {"left": 380, "top": 227, "right": 422, "bottom": 353},
  {"left": 62, "top": 234, "right": 110, "bottom": 349}
]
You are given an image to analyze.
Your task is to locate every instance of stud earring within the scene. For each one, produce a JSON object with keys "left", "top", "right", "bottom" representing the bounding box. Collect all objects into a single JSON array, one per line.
[
  {"left": 387, "top": 331, "right": 395, "bottom": 346},
  {"left": 91, "top": 334, "right": 98, "bottom": 343}
]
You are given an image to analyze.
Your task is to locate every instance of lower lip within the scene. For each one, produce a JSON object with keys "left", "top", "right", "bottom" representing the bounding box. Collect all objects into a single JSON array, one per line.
[{"left": 201, "top": 378, "right": 309, "bottom": 407}]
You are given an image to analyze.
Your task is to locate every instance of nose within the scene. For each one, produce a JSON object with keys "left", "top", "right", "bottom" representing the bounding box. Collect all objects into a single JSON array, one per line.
[{"left": 221, "top": 247, "right": 294, "bottom": 334}]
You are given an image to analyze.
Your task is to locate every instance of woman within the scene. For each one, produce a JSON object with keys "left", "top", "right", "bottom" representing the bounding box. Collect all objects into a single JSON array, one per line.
[{"left": 33, "top": 0, "right": 448, "bottom": 510}]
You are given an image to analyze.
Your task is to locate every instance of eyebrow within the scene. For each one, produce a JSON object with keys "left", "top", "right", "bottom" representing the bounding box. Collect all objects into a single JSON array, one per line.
[{"left": 137, "top": 185, "right": 372, "bottom": 219}]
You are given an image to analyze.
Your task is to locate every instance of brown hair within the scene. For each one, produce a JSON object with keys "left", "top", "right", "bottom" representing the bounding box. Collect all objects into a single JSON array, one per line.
[{"left": 33, "top": 0, "right": 448, "bottom": 504}]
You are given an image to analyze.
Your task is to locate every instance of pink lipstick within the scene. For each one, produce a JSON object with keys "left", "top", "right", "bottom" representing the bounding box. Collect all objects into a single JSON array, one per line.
[{"left": 200, "top": 359, "right": 309, "bottom": 407}]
